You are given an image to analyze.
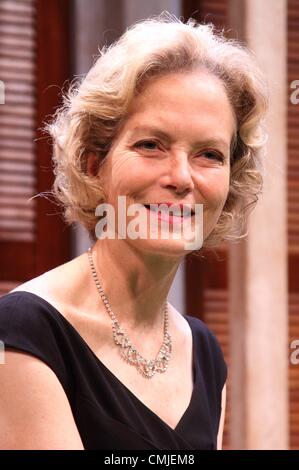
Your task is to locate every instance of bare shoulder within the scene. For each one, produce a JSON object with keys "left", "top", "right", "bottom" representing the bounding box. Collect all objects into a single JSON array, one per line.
[
  {"left": 9, "top": 253, "right": 89, "bottom": 313},
  {"left": 9, "top": 274, "right": 67, "bottom": 320},
  {"left": 0, "top": 348, "right": 84, "bottom": 449},
  {"left": 8, "top": 252, "right": 107, "bottom": 348},
  {"left": 1, "top": 256, "right": 91, "bottom": 449},
  {"left": 10, "top": 253, "right": 83, "bottom": 292}
]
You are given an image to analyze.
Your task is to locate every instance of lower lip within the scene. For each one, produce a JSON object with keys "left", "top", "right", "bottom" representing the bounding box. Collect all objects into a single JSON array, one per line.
[{"left": 144, "top": 206, "right": 193, "bottom": 224}]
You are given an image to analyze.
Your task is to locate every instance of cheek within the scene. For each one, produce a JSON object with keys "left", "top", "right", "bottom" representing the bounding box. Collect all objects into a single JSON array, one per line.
[
  {"left": 105, "top": 151, "right": 154, "bottom": 199},
  {"left": 198, "top": 170, "right": 230, "bottom": 238},
  {"left": 105, "top": 152, "right": 135, "bottom": 195},
  {"left": 197, "top": 169, "right": 230, "bottom": 209}
]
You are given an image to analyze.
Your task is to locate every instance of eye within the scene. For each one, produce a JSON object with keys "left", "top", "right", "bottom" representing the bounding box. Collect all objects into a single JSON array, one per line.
[
  {"left": 134, "top": 140, "right": 159, "bottom": 151},
  {"left": 199, "top": 150, "right": 225, "bottom": 163}
]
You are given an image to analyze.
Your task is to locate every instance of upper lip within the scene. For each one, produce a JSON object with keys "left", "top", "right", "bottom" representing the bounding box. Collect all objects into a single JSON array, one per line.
[{"left": 143, "top": 202, "right": 195, "bottom": 215}]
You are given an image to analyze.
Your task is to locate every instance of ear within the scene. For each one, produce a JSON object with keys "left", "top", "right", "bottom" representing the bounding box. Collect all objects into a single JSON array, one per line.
[{"left": 86, "top": 152, "right": 100, "bottom": 177}]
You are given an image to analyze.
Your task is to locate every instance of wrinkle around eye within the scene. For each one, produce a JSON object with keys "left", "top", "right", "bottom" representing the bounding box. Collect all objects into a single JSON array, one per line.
[
  {"left": 196, "top": 151, "right": 225, "bottom": 163},
  {"left": 132, "top": 141, "right": 228, "bottom": 167},
  {"left": 133, "top": 140, "right": 161, "bottom": 151}
]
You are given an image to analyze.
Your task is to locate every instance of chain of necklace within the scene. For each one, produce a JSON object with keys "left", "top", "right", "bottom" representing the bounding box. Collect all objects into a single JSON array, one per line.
[{"left": 87, "top": 246, "right": 172, "bottom": 378}]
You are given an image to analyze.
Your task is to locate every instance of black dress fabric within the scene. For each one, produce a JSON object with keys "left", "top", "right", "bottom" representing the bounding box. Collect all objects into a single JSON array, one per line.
[{"left": 0, "top": 291, "right": 227, "bottom": 450}]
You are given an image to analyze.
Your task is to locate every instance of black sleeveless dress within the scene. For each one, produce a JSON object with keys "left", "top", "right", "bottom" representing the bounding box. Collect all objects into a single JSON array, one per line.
[{"left": 0, "top": 291, "right": 227, "bottom": 450}]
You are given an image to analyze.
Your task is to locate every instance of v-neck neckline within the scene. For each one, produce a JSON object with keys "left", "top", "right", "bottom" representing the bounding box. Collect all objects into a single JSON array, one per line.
[{"left": 12, "top": 290, "right": 199, "bottom": 433}]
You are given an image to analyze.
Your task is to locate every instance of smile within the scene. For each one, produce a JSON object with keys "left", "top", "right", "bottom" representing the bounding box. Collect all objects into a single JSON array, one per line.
[{"left": 143, "top": 204, "right": 194, "bottom": 223}]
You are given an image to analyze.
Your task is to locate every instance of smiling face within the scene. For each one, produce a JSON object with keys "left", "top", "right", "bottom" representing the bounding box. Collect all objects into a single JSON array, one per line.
[{"left": 95, "top": 70, "right": 236, "bottom": 256}]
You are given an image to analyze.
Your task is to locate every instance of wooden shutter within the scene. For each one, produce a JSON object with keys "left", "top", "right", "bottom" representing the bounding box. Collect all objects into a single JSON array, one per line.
[
  {"left": 184, "top": 0, "right": 228, "bottom": 27},
  {"left": 288, "top": 0, "right": 299, "bottom": 451},
  {"left": 183, "top": 0, "right": 231, "bottom": 450},
  {"left": 0, "top": 0, "right": 36, "bottom": 291},
  {"left": 0, "top": 0, "right": 72, "bottom": 295}
]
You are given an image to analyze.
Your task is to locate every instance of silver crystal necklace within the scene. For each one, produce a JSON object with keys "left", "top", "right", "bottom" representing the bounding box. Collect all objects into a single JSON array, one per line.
[{"left": 87, "top": 246, "right": 172, "bottom": 379}]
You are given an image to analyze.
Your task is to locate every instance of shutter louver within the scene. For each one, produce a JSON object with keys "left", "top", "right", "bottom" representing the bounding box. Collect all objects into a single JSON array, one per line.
[
  {"left": 288, "top": 0, "right": 299, "bottom": 451},
  {"left": 290, "top": 293, "right": 299, "bottom": 447},
  {"left": 0, "top": 0, "right": 36, "bottom": 243},
  {"left": 0, "top": 0, "right": 72, "bottom": 290}
]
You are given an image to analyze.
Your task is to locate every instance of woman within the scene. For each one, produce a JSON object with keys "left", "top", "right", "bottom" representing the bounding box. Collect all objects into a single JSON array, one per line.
[{"left": 0, "top": 13, "right": 268, "bottom": 450}]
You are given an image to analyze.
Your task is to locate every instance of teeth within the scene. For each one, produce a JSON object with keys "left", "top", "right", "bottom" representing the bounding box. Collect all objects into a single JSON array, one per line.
[{"left": 144, "top": 204, "right": 193, "bottom": 217}]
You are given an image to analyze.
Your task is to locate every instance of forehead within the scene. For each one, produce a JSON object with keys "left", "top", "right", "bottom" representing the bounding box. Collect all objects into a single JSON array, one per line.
[{"left": 124, "top": 72, "right": 236, "bottom": 143}]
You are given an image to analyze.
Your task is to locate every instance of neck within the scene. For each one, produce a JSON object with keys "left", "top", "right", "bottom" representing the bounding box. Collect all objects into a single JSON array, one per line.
[{"left": 91, "top": 238, "right": 182, "bottom": 331}]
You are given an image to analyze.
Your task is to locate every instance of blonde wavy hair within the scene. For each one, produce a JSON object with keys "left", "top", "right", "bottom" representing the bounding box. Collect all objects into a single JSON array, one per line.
[{"left": 45, "top": 11, "right": 268, "bottom": 248}]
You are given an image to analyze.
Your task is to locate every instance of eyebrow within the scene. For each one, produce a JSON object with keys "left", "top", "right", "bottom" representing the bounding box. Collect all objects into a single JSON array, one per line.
[{"left": 128, "top": 125, "right": 232, "bottom": 152}]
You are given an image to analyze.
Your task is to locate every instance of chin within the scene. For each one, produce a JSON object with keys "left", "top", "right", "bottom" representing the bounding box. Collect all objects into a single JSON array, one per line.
[{"left": 128, "top": 236, "right": 202, "bottom": 257}]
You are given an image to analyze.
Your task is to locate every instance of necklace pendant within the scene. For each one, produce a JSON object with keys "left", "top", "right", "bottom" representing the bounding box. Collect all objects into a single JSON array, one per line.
[
  {"left": 138, "top": 360, "right": 157, "bottom": 378},
  {"left": 88, "top": 246, "right": 172, "bottom": 379}
]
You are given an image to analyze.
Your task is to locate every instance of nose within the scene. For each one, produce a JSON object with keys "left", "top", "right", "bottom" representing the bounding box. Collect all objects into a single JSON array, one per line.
[{"left": 161, "top": 154, "right": 194, "bottom": 195}]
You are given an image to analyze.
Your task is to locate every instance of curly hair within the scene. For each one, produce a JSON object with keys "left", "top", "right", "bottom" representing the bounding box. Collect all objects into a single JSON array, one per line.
[{"left": 44, "top": 11, "right": 268, "bottom": 248}]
